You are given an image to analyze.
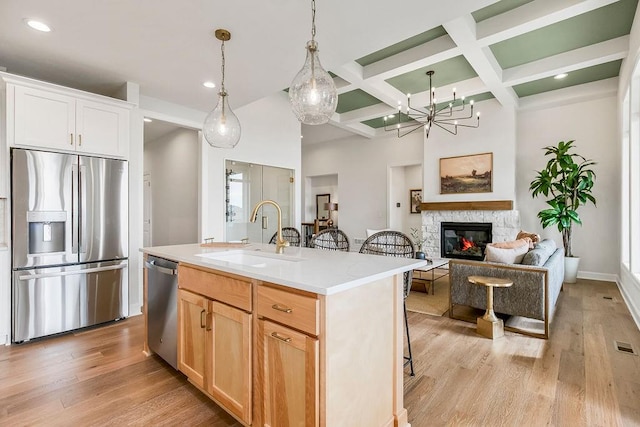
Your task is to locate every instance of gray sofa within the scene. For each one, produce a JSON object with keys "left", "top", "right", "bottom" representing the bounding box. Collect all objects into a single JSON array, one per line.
[{"left": 449, "top": 244, "right": 565, "bottom": 339}]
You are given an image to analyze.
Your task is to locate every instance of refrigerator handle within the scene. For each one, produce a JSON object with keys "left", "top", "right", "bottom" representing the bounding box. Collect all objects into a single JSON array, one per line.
[
  {"left": 17, "top": 263, "right": 126, "bottom": 280},
  {"left": 72, "top": 164, "right": 79, "bottom": 254},
  {"left": 79, "top": 164, "right": 87, "bottom": 254}
]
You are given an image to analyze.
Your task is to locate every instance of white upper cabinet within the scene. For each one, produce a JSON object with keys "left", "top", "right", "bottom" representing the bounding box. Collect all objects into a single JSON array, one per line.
[
  {"left": 6, "top": 77, "right": 131, "bottom": 159},
  {"left": 75, "top": 99, "right": 129, "bottom": 157},
  {"left": 13, "top": 85, "right": 76, "bottom": 152}
]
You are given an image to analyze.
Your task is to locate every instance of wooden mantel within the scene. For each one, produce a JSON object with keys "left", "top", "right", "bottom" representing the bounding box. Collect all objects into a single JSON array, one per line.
[{"left": 419, "top": 200, "right": 513, "bottom": 211}]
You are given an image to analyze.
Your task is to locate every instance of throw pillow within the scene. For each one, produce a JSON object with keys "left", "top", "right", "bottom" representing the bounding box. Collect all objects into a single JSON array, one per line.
[
  {"left": 487, "top": 238, "right": 532, "bottom": 250},
  {"left": 521, "top": 247, "right": 552, "bottom": 266},
  {"left": 516, "top": 230, "right": 541, "bottom": 248},
  {"left": 535, "top": 239, "right": 556, "bottom": 254},
  {"left": 484, "top": 244, "right": 529, "bottom": 264}
]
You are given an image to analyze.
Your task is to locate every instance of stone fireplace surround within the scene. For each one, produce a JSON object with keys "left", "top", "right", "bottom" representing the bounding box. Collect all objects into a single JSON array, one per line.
[{"left": 421, "top": 209, "right": 521, "bottom": 259}]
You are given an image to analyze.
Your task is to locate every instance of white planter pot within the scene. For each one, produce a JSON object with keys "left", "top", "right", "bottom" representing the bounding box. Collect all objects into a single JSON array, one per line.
[{"left": 564, "top": 256, "right": 580, "bottom": 283}]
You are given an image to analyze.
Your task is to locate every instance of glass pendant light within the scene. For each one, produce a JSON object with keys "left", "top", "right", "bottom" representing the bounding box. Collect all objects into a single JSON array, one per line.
[
  {"left": 289, "top": 0, "right": 337, "bottom": 125},
  {"left": 203, "top": 29, "right": 241, "bottom": 148}
]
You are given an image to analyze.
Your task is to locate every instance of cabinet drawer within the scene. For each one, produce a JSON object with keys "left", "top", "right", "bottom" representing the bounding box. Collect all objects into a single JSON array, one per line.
[
  {"left": 178, "top": 264, "right": 251, "bottom": 312},
  {"left": 257, "top": 285, "right": 319, "bottom": 336}
]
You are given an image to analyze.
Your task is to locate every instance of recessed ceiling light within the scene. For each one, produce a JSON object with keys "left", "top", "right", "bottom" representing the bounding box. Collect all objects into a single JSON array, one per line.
[
  {"left": 554, "top": 73, "right": 568, "bottom": 80},
  {"left": 24, "top": 19, "right": 52, "bottom": 32},
  {"left": 203, "top": 81, "right": 216, "bottom": 88},
  {"left": 143, "top": 118, "right": 153, "bottom": 123}
]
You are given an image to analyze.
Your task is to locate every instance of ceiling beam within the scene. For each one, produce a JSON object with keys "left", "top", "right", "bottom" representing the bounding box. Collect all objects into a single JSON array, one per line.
[
  {"left": 503, "top": 35, "right": 629, "bottom": 86},
  {"left": 518, "top": 77, "right": 618, "bottom": 110},
  {"left": 333, "top": 120, "right": 378, "bottom": 138},
  {"left": 476, "top": 0, "right": 620, "bottom": 46},
  {"left": 444, "top": 15, "right": 519, "bottom": 107},
  {"left": 337, "top": 103, "right": 396, "bottom": 125},
  {"left": 362, "top": 34, "right": 460, "bottom": 81}
]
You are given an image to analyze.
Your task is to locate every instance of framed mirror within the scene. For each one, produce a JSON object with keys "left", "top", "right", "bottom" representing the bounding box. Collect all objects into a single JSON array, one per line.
[{"left": 316, "top": 194, "right": 330, "bottom": 219}]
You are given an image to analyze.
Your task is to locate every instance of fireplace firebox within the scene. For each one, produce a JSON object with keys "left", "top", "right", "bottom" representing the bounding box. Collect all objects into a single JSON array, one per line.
[{"left": 441, "top": 222, "right": 492, "bottom": 261}]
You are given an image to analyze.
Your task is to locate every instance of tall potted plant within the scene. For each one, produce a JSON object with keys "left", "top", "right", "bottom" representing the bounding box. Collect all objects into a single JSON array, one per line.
[{"left": 529, "top": 140, "right": 596, "bottom": 283}]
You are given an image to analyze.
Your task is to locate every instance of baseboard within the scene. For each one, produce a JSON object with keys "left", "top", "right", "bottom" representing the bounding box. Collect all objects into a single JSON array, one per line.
[
  {"left": 619, "top": 266, "right": 640, "bottom": 332},
  {"left": 577, "top": 271, "right": 618, "bottom": 282},
  {"left": 129, "top": 303, "right": 142, "bottom": 317}
]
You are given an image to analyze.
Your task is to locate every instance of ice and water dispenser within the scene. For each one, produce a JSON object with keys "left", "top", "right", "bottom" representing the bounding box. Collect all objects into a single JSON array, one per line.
[{"left": 27, "top": 211, "right": 67, "bottom": 254}]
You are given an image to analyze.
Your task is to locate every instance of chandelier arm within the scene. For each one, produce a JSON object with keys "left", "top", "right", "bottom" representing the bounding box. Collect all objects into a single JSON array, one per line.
[
  {"left": 433, "top": 121, "right": 458, "bottom": 135},
  {"left": 433, "top": 103, "right": 453, "bottom": 116},
  {"left": 451, "top": 119, "right": 480, "bottom": 129},
  {"left": 397, "top": 123, "right": 429, "bottom": 138},
  {"left": 384, "top": 120, "right": 425, "bottom": 133},
  {"left": 407, "top": 105, "right": 430, "bottom": 116},
  {"left": 435, "top": 107, "right": 475, "bottom": 121}
]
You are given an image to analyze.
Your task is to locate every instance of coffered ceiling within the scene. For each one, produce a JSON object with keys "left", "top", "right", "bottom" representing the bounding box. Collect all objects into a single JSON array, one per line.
[
  {"left": 326, "top": 0, "right": 637, "bottom": 141},
  {"left": 0, "top": 0, "right": 636, "bottom": 145}
]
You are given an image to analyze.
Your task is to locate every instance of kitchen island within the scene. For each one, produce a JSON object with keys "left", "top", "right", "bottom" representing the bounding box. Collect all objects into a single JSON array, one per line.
[{"left": 141, "top": 242, "right": 427, "bottom": 427}]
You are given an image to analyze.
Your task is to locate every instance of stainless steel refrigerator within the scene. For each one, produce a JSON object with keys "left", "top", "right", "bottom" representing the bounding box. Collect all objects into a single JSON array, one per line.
[{"left": 11, "top": 148, "right": 128, "bottom": 343}]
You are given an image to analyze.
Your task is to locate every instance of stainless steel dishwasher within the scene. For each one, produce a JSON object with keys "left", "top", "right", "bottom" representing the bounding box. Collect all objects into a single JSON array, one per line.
[{"left": 145, "top": 255, "right": 178, "bottom": 369}]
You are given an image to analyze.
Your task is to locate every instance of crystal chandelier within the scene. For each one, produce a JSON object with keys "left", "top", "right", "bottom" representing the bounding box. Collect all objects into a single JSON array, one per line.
[
  {"left": 289, "top": 0, "right": 338, "bottom": 125},
  {"left": 384, "top": 70, "right": 480, "bottom": 138},
  {"left": 203, "top": 29, "right": 241, "bottom": 148}
]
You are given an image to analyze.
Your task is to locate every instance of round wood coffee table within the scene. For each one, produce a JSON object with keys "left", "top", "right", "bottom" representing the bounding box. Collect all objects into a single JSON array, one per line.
[{"left": 467, "top": 275, "right": 513, "bottom": 339}]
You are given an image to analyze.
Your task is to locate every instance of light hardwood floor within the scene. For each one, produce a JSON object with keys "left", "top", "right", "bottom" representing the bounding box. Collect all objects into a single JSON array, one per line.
[{"left": 0, "top": 279, "right": 638, "bottom": 426}]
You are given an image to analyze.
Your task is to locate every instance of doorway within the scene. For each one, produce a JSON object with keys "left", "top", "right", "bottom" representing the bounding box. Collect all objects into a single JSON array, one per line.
[
  {"left": 143, "top": 119, "right": 199, "bottom": 246},
  {"left": 389, "top": 164, "right": 422, "bottom": 235}
]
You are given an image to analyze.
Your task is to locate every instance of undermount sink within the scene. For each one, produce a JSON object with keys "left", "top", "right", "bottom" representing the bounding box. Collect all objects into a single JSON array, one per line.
[{"left": 195, "top": 249, "right": 304, "bottom": 268}]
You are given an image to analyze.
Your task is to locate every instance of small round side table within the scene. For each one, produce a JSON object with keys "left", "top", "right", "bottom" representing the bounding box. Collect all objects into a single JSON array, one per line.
[{"left": 467, "top": 275, "right": 513, "bottom": 339}]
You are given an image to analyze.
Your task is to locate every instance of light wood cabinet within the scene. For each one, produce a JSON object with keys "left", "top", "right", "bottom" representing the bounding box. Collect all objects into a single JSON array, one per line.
[
  {"left": 9, "top": 83, "right": 130, "bottom": 158},
  {"left": 177, "top": 289, "right": 207, "bottom": 389},
  {"left": 177, "top": 265, "right": 253, "bottom": 425},
  {"left": 207, "top": 300, "right": 252, "bottom": 423},
  {"left": 256, "top": 283, "right": 320, "bottom": 427},
  {"left": 258, "top": 319, "right": 318, "bottom": 427}
]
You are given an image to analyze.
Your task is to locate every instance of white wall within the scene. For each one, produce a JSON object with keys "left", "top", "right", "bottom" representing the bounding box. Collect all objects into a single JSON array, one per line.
[
  {"left": 302, "top": 131, "right": 423, "bottom": 244},
  {"left": 423, "top": 100, "right": 517, "bottom": 203},
  {"left": 517, "top": 96, "right": 619, "bottom": 279},
  {"left": 144, "top": 128, "right": 199, "bottom": 246}
]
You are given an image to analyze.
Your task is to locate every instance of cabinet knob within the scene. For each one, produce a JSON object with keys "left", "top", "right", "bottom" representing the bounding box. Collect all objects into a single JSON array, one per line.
[
  {"left": 272, "top": 304, "right": 292, "bottom": 313},
  {"left": 271, "top": 332, "right": 292, "bottom": 343}
]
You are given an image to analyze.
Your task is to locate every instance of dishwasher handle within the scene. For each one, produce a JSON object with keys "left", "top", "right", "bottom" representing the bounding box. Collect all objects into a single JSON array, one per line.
[{"left": 145, "top": 259, "right": 177, "bottom": 276}]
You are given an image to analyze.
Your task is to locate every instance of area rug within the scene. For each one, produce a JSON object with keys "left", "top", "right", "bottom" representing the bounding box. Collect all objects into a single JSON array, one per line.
[{"left": 406, "top": 276, "right": 449, "bottom": 317}]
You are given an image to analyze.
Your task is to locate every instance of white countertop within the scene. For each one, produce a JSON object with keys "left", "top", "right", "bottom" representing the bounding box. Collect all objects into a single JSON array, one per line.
[{"left": 141, "top": 243, "right": 429, "bottom": 296}]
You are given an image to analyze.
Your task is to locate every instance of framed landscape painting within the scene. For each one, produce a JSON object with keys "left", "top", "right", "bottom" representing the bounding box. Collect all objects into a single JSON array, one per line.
[{"left": 439, "top": 152, "right": 493, "bottom": 194}]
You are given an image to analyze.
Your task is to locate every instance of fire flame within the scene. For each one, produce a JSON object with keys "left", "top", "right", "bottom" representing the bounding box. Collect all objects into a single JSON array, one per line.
[{"left": 461, "top": 237, "right": 476, "bottom": 251}]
